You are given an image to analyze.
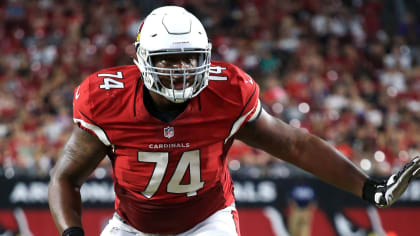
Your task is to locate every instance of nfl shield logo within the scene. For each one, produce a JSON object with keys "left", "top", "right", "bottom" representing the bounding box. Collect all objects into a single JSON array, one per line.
[{"left": 164, "top": 126, "right": 174, "bottom": 139}]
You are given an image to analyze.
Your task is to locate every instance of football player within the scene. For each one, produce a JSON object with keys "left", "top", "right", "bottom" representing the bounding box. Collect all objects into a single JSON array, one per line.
[{"left": 48, "top": 6, "right": 420, "bottom": 236}]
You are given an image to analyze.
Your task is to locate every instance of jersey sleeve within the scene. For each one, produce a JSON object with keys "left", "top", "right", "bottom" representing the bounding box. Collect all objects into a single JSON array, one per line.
[
  {"left": 239, "top": 74, "right": 261, "bottom": 124},
  {"left": 224, "top": 64, "right": 262, "bottom": 141},
  {"left": 72, "top": 77, "right": 112, "bottom": 146}
]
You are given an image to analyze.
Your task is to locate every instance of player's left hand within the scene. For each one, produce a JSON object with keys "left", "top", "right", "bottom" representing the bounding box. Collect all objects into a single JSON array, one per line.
[{"left": 363, "top": 156, "right": 420, "bottom": 208}]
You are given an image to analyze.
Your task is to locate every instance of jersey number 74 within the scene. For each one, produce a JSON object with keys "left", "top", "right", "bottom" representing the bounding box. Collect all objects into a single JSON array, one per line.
[{"left": 138, "top": 150, "right": 205, "bottom": 199}]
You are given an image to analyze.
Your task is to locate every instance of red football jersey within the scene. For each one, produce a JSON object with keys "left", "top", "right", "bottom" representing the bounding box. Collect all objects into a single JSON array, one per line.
[{"left": 73, "top": 61, "right": 261, "bottom": 234}]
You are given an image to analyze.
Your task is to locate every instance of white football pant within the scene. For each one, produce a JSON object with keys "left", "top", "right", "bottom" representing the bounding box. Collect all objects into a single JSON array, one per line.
[{"left": 100, "top": 204, "right": 240, "bottom": 236}]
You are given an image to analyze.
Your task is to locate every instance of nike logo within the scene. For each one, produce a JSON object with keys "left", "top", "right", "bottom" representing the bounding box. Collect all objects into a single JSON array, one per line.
[{"left": 75, "top": 86, "right": 81, "bottom": 99}]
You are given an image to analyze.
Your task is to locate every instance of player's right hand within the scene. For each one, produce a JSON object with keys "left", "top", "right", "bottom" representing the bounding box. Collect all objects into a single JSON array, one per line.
[{"left": 363, "top": 156, "right": 420, "bottom": 208}]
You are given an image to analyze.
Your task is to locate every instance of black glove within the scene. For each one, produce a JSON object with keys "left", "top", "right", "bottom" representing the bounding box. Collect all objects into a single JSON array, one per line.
[
  {"left": 363, "top": 156, "right": 420, "bottom": 208},
  {"left": 62, "top": 227, "right": 84, "bottom": 236}
]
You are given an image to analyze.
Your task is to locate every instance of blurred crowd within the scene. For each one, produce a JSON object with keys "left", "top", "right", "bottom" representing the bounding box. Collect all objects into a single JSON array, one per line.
[{"left": 0, "top": 0, "right": 419, "bottom": 178}]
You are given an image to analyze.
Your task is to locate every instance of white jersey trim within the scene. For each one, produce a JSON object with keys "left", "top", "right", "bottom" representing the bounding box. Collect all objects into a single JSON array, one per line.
[
  {"left": 247, "top": 99, "right": 261, "bottom": 122},
  {"left": 224, "top": 99, "right": 260, "bottom": 144},
  {"left": 73, "top": 118, "right": 111, "bottom": 146}
]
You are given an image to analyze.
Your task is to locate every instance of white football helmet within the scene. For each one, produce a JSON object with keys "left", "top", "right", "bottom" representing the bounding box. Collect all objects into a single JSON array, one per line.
[{"left": 133, "top": 6, "right": 212, "bottom": 103}]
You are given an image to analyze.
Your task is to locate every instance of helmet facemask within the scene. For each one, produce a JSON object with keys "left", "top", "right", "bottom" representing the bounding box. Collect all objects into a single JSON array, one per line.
[{"left": 134, "top": 48, "right": 211, "bottom": 103}]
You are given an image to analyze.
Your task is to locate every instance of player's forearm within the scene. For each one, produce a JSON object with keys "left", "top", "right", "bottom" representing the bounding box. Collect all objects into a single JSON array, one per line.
[
  {"left": 237, "top": 110, "right": 369, "bottom": 198},
  {"left": 48, "top": 177, "right": 83, "bottom": 234},
  {"left": 288, "top": 132, "right": 368, "bottom": 197}
]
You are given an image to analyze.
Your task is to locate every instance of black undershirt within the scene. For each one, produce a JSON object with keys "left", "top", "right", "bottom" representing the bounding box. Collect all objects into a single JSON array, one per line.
[{"left": 142, "top": 86, "right": 189, "bottom": 123}]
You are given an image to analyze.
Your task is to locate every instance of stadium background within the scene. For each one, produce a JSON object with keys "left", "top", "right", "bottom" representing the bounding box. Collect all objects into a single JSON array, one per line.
[{"left": 0, "top": 0, "right": 420, "bottom": 235}]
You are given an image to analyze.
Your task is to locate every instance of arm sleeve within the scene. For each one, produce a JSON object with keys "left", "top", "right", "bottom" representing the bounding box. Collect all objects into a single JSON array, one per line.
[{"left": 72, "top": 79, "right": 112, "bottom": 146}]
